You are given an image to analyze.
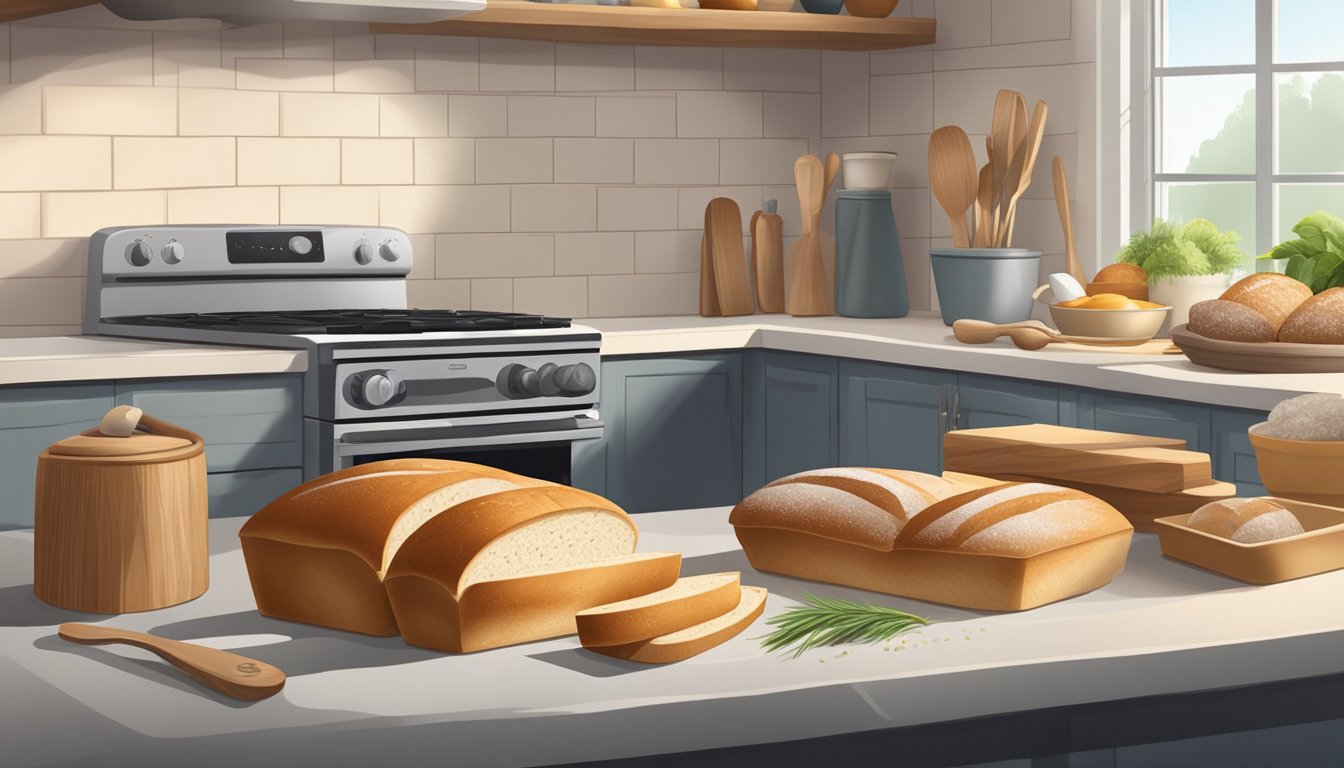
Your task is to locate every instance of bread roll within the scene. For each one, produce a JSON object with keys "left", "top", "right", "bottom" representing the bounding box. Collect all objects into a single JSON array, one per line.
[
  {"left": 1218, "top": 273, "right": 1311, "bottom": 334},
  {"left": 587, "top": 586, "right": 768, "bottom": 664},
  {"left": 577, "top": 572, "right": 742, "bottom": 648},
  {"left": 240, "top": 459, "right": 538, "bottom": 636},
  {"left": 1278, "top": 287, "right": 1344, "bottom": 343},
  {"left": 1187, "top": 299, "right": 1276, "bottom": 342},
  {"left": 1094, "top": 263, "right": 1147, "bottom": 284},
  {"left": 1187, "top": 498, "right": 1306, "bottom": 543}
]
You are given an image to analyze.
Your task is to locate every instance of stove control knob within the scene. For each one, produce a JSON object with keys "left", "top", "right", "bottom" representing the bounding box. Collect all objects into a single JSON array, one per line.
[
  {"left": 160, "top": 241, "right": 184, "bottom": 264},
  {"left": 379, "top": 239, "right": 403, "bottom": 262},
  {"left": 536, "top": 362, "right": 561, "bottom": 397},
  {"left": 497, "top": 364, "right": 542, "bottom": 399},
  {"left": 553, "top": 363, "right": 596, "bottom": 397},
  {"left": 354, "top": 240, "right": 377, "bottom": 265},
  {"left": 288, "top": 235, "right": 313, "bottom": 256},
  {"left": 126, "top": 239, "right": 153, "bottom": 267},
  {"left": 350, "top": 370, "right": 406, "bottom": 409}
]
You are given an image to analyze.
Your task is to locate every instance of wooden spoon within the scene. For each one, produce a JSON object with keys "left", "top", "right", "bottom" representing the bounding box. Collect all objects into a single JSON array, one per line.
[
  {"left": 1000, "top": 99, "right": 1050, "bottom": 247},
  {"left": 928, "top": 126, "right": 978, "bottom": 248},
  {"left": 952, "top": 319, "right": 1152, "bottom": 349},
  {"left": 1052, "top": 156, "right": 1086, "bottom": 284},
  {"left": 988, "top": 89, "right": 1019, "bottom": 246},
  {"left": 59, "top": 623, "right": 286, "bottom": 702},
  {"left": 974, "top": 163, "right": 994, "bottom": 247},
  {"left": 795, "top": 154, "right": 823, "bottom": 235},
  {"left": 823, "top": 152, "right": 840, "bottom": 199}
]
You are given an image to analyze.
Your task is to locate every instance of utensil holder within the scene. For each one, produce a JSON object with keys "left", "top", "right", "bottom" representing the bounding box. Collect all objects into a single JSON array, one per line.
[{"left": 931, "top": 248, "right": 1041, "bottom": 326}]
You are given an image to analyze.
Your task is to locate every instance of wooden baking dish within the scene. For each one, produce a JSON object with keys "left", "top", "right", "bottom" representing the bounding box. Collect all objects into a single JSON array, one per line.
[{"left": 1153, "top": 497, "right": 1344, "bottom": 584}]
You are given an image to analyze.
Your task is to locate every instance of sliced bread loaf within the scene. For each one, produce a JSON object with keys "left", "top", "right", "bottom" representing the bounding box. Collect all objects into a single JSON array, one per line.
[
  {"left": 587, "top": 586, "right": 768, "bottom": 664},
  {"left": 576, "top": 572, "right": 741, "bottom": 648}
]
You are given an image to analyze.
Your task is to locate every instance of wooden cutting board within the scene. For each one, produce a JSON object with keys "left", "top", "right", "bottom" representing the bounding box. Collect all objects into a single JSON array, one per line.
[
  {"left": 943, "top": 424, "right": 1212, "bottom": 494},
  {"left": 705, "top": 198, "right": 753, "bottom": 316},
  {"left": 750, "top": 209, "right": 784, "bottom": 313},
  {"left": 699, "top": 232, "right": 720, "bottom": 317}
]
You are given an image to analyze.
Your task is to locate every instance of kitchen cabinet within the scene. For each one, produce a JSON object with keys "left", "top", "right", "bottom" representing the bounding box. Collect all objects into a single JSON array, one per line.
[
  {"left": 597, "top": 354, "right": 743, "bottom": 514},
  {"left": 0, "top": 382, "right": 115, "bottom": 529},
  {"left": 1211, "top": 407, "right": 1270, "bottom": 496},
  {"left": 954, "top": 373, "right": 1062, "bottom": 430},
  {"left": 840, "top": 359, "right": 955, "bottom": 474},
  {"left": 1077, "top": 390, "right": 1212, "bottom": 453},
  {"left": 743, "top": 350, "right": 839, "bottom": 492}
]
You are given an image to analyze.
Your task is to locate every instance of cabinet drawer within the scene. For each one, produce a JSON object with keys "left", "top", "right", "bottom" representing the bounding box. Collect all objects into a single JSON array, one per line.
[
  {"left": 1212, "top": 407, "right": 1269, "bottom": 496},
  {"left": 955, "top": 373, "right": 1060, "bottom": 429},
  {"left": 116, "top": 376, "right": 302, "bottom": 474},
  {"left": 208, "top": 468, "right": 302, "bottom": 519},
  {"left": 763, "top": 351, "right": 838, "bottom": 483}
]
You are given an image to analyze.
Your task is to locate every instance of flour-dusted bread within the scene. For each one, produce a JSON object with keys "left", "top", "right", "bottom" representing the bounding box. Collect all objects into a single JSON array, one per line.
[
  {"left": 1219, "top": 273, "right": 1312, "bottom": 335},
  {"left": 1187, "top": 498, "right": 1306, "bottom": 543},
  {"left": 240, "top": 459, "right": 540, "bottom": 635},
  {"left": 587, "top": 586, "right": 768, "bottom": 664},
  {"left": 577, "top": 572, "right": 742, "bottom": 648},
  {"left": 731, "top": 477, "right": 1133, "bottom": 611},
  {"left": 1278, "top": 287, "right": 1344, "bottom": 343},
  {"left": 1188, "top": 299, "right": 1276, "bottom": 342},
  {"left": 384, "top": 485, "right": 680, "bottom": 652}
]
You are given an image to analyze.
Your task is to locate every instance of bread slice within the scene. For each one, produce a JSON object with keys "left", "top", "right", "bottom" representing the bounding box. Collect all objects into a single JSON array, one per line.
[
  {"left": 240, "top": 460, "right": 537, "bottom": 636},
  {"left": 576, "top": 572, "right": 741, "bottom": 647},
  {"left": 588, "top": 586, "right": 768, "bottom": 664},
  {"left": 387, "top": 552, "right": 683, "bottom": 653}
]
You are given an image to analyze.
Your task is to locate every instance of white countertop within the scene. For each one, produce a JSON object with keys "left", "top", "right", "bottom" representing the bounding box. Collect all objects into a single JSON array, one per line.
[
  {"left": 583, "top": 313, "right": 1344, "bottom": 411},
  {"left": 0, "top": 337, "right": 306, "bottom": 385},
  {"left": 3, "top": 508, "right": 1343, "bottom": 767}
]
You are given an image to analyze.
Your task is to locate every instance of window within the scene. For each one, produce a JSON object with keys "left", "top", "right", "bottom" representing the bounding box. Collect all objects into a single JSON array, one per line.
[{"left": 1153, "top": 0, "right": 1344, "bottom": 259}]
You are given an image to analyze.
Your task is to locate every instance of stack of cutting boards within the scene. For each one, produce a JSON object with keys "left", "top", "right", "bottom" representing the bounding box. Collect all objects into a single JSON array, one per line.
[{"left": 942, "top": 424, "right": 1237, "bottom": 532}]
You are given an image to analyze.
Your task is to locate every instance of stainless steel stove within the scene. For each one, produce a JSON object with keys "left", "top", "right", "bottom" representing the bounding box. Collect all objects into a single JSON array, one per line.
[{"left": 86, "top": 225, "right": 603, "bottom": 482}]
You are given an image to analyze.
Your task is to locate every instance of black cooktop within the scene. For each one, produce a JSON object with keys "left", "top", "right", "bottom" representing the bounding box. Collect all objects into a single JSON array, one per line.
[{"left": 104, "top": 309, "right": 572, "bottom": 335}]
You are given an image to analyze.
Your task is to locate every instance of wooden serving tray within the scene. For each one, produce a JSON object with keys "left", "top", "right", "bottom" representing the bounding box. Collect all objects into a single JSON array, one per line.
[
  {"left": 1153, "top": 497, "right": 1344, "bottom": 584},
  {"left": 1171, "top": 324, "right": 1344, "bottom": 373}
]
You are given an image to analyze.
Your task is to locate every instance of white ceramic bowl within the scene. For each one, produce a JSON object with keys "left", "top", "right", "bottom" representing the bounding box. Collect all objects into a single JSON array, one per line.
[
  {"left": 1048, "top": 304, "right": 1171, "bottom": 340},
  {"left": 841, "top": 152, "right": 897, "bottom": 190}
]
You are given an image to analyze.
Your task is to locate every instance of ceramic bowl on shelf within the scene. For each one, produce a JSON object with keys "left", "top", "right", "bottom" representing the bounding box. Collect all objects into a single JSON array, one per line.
[
  {"left": 843, "top": 0, "right": 899, "bottom": 16},
  {"left": 841, "top": 152, "right": 897, "bottom": 190},
  {"left": 1248, "top": 426, "right": 1344, "bottom": 507},
  {"left": 800, "top": 0, "right": 843, "bottom": 13},
  {"left": 697, "top": 0, "right": 757, "bottom": 8}
]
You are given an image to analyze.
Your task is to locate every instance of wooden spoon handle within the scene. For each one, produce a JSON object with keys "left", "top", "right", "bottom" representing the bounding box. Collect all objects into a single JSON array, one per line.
[{"left": 59, "top": 623, "right": 286, "bottom": 702}]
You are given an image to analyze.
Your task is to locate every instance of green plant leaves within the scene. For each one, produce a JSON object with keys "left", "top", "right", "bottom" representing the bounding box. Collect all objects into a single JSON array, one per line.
[
  {"left": 1115, "top": 217, "right": 1245, "bottom": 279},
  {"left": 1266, "top": 210, "right": 1344, "bottom": 293}
]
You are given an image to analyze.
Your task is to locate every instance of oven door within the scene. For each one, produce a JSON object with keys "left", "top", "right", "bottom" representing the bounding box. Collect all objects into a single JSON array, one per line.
[{"left": 304, "top": 412, "right": 603, "bottom": 485}]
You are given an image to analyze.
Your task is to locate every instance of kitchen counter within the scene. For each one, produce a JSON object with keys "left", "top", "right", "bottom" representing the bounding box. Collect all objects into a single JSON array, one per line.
[
  {"left": 4, "top": 508, "right": 1344, "bottom": 767},
  {"left": 0, "top": 337, "right": 306, "bottom": 385},
  {"left": 583, "top": 314, "right": 1344, "bottom": 411}
]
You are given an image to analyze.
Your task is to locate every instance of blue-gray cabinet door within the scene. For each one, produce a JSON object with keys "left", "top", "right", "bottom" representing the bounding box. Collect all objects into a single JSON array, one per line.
[
  {"left": 1078, "top": 390, "right": 1212, "bottom": 453},
  {"left": 114, "top": 375, "right": 302, "bottom": 474},
  {"left": 602, "top": 354, "right": 742, "bottom": 514},
  {"left": 1212, "top": 407, "right": 1269, "bottom": 496},
  {"left": 0, "top": 382, "right": 115, "bottom": 529},
  {"left": 954, "top": 373, "right": 1061, "bottom": 430},
  {"left": 758, "top": 351, "right": 838, "bottom": 486},
  {"left": 840, "top": 360, "right": 954, "bottom": 474}
]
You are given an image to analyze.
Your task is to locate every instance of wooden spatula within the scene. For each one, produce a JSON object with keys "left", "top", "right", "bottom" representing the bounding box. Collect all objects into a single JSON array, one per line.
[
  {"left": 794, "top": 154, "right": 823, "bottom": 235},
  {"left": 750, "top": 202, "right": 784, "bottom": 313},
  {"left": 788, "top": 155, "right": 833, "bottom": 316},
  {"left": 706, "top": 197, "right": 753, "bottom": 316},
  {"left": 928, "top": 126, "right": 977, "bottom": 248},
  {"left": 59, "top": 623, "right": 286, "bottom": 701},
  {"left": 823, "top": 152, "right": 840, "bottom": 197},
  {"left": 1052, "top": 156, "right": 1086, "bottom": 284},
  {"left": 1000, "top": 99, "right": 1049, "bottom": 247},
  {"left": 699, "top": 232, "right": 720, "bottom": 317},
  {"left": 974, "top": 163, "right": 994, "bottom": 247},
  {"left": 988, "top": 89, "right": 1019, "bottom": 245}
]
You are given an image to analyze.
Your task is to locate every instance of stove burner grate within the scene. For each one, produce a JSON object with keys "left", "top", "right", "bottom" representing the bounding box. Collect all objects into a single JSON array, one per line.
[{"left": 104, "top": 309, "right": 572, "bottom": 335}]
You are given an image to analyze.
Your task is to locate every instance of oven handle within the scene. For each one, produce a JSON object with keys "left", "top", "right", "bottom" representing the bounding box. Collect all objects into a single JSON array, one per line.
[{"left": 334, "top": 417, "right": 603, "bottom": 457}]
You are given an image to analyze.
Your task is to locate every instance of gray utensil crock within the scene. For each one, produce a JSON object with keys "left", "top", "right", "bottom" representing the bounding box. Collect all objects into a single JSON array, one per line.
[{"left": 931, "top": 248, "right": 1042, "bottom": 326}]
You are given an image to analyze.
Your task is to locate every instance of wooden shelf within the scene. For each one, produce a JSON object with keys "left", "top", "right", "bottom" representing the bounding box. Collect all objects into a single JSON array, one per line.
[
  {"left": 0, "top": 0, "right": 98, "bottom": 22},
  {"left": 371, "top": 1, "right": 936, "bottom": 51}
]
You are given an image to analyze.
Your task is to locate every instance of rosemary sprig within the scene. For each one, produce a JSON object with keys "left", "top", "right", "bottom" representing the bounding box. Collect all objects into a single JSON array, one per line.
[{"left": 760, "top": 592, "right": 930, "bottom": 658}]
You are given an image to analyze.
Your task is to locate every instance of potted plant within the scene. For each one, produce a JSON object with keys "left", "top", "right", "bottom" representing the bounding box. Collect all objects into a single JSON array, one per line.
[
  {"left": 1115, "top": 218, "right": 1246, "bottom": 329},
  {"left": 1259, "top": 210, "right": 1344, "bottom": 292}
]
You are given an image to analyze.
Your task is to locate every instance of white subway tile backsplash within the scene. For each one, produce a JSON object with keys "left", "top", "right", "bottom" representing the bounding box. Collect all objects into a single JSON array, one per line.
[
  {"left": 556, "top": 45, "right": 634, "bottom": 92},
  {"left": 380, "top": 184, "right": 510, "bottom": 233},
  {"left": 436, "top": 233, "right": 553, "bottom": 278},
  {"left": 0, "top": 277, "right": 82, "bottom": 326},
  {"left": 476, "top": 138, "right": 553, "bottom": 184},
  {"left": 0, "top": 239, "right": 86, "bottom": 279},
  {"left": 406, "top": 233, "right": 435, "bottom": 280},
  {"left": 934, "top": 63, "right": 1086, "bottom": 134},
  {"left": 764, "top": 93, "right": 820, "bottom": 139},
  {"left": 334, "top": 30, "right": 376, "bottom": 62},
  {"left": 634, "top": 230, "right": 699, "bottom": 274},
  {"left": 336, "top": 59, "right": 415, "bottom": 93},
  {"left": 0, "top": 136, "right": 110, "bottom": 192},
  {"left": 635, "top": 139, "right": 719, "bottom": 185},
  {"left": 901, "top": 238, "right": 932, "bottom": 311},
  {"left": 283, "top": 21, "right": 335, "bottom": 59},
  {"left": 821, "top": 51, "right": 869, "bottom": 138},
  {"left": 222, "top": 24, "right": 283, "bottom": 69},
  {"left": 869, "top": 74, "right": 933, "bottom": 136},
  {"left": 933, "top": 39, "right": 1076, "bottom": 71},
  {"left": 888, "top": 187, "right": 932, "bottom": 239},
  {"left": 934, "top": 0, "right": 994, "bottom": 49},
  {"left": 870, "top": 50, "right": 934, "bottom": 76},
  {"left": 596, "top": 95, "right": 675, "bottom": 138},
  {"left": 480, "top": 39, "right": 555, "bottom": 92},
  {"left": 449, "top": 94, "right": 507, "bottom": 136},
  {"left": 343, "top": 139, "right": 414, "bottom": 185},
  {"left": 509, "top": 96, "right": 595, "bottom": 137},
  {"left": 555, "top": 138, "right": 634, "bottom": 184},
  {"left": 993, "top": 0, "right": 1070, "bottom": 45},
  {"left": 720, "top": 139, "right": 809, "bottom": 186},
  {"left": 587, "top": 274, "right": 682, "bottom": 316},
  {"left": 677, "top": 186, "right": 762, "bottom": 231},
  {"left": 512, "top": 185, "right": 597, "bottom": 232},
  {"left": 237, "top": 58, "right": 333, "bottom": 92},
  {"left": 44, "top": 190, "right": 165, "bottom": 238},
  {"left": 677, "top": 91, "right": 762, "bottom": 138},
  {"left": 168, "top": 186, "right": 279, "bottom": 225},
  {"left": 414, "top": 138, "right": 475, "bottom": 185},
  {"left": 282, "top": 92, "right": 378, "bottom": 136},
  {"left": 153, "top": 30, "right": 230, "bottom": 89},
  {"left": 0, "top": 85, "right": 43, "bottom": 134},
  {"left": 281, "top": 186, "right": 379, "bottom": 225},
  {"left": 723, "top": 49, "right": 821, "bottom": 93},
  {"left": 381, "top": 93, "right": 448, "bottom": 136},
  {"left": 407, "top": 278, "right": 470, "bottom": 310},
  {"left": 114, "top": 137, "right": 235, "bottom": 190},
  {"left": 0, "top": 194, "right": 41, "bottom": 239},
  {"left": 598, "top": 186, "right": 678, "bottom": 232},
  {"left": 179, "top": 88, "right": 279, "bottom": 136},
  {"left": 237, "top": 138, "right": 340, "bottom": 186},
  {"left": 470, "top": 278, "right": 513, "bottom": 310},
  {"left": 556, "top": 232, "right": 633, "bottom": 275},
  {"left": 414, "top": 38, "right": 479, "bottom": 92},
  {"left": 635, "top": 47, "right": 723, "bottom": 91},
  {"left": 45, "top": 85, "right": 176, "bottom": 136},
  {"left": 514, "top": 276, "right": 587, "bottom": 318},
  {"left": 11, "top": 26, "right": 152, "bottom": 85}
]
